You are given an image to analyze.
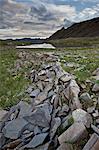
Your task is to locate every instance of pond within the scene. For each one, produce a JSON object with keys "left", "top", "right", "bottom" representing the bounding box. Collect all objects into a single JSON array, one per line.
[{"left": 16, "top": 43, "right": 55, "bottom": 49}]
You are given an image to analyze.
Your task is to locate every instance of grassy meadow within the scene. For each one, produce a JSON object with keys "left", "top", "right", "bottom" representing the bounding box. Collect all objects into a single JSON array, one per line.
[{"left": 0, "top": 38, "right": 99, "bottom": 108}]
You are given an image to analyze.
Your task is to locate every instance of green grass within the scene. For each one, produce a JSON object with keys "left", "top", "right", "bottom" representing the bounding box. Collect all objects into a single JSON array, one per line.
[
  {"left": 0, "top": 49, "right": 30, "bottom": 108},
  {"left": 60, "top": 49, "right": 99, "bottom": 86},
  {"left": 49, "top": 37, "right": 99, "bottom": 48}
]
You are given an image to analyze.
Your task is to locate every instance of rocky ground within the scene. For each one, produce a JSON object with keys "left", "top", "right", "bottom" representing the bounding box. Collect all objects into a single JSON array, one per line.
[{"left": 0, "top": 51, "right": 99, "bottom": 150}]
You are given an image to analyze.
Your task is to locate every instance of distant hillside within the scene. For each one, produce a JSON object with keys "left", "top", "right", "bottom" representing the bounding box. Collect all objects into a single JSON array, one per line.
[{"left": 48, "top": 17, "right": 99, "bottom": 40}]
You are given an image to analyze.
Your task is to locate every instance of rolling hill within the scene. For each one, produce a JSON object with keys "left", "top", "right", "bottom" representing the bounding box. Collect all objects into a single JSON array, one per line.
[{"left": 48, "top": 17, "right": 99, "bottom": 40}]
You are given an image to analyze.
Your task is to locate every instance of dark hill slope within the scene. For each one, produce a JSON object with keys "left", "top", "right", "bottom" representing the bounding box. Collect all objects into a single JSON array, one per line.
[{"left": 48, "top": 17, "right": 99, "bottom": 40}]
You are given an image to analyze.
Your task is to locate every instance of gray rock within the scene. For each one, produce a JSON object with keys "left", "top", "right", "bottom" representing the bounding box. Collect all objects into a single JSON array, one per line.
[
  {"left": 92, "top": 68, "right": 99, "bottom": 76},
  {"left": 38, "top": 70, "right": 46, "bottom": 76},
  {"left": 25, "top": 133, "right": 48, "bottom": 148},
  {"left": 36, "top": 81, "right": 43, "bottom": 91},
  {"left": 91, "top": 140, "right": 99, "bottom": 150},
  {"left": 62, "top": 104, "right": 69, "bottom": 112},
  {"left": 47, "top": 90, "right": 55, "bottom": 98},
  {"left": 17, "top": 101, "right": 32, "bottom": 118},
  {"left": 36, "top": 102, "right": 52, "bottom": 123},
  {"left": 80, "top": 92, "right": 91, "bottom": 101},
  {"left": 3, "top": 118, "right": 28, "bottom": 139},
  {"left": 92, "top": 83, "right": 99, "bottom": 92},
  {"left": 91, "top": 124, "right": 99, "bottom": 135},
  {"left": 24, "top": 109, "right": 49, "bottom": 128},
  {"left": 67, "top": 80, "right": 82, "bottom": 109},
  {"left": 60, "top": 74, "right": 72, "bottom": 82},
  {"left": 50, "top": 117, "right": 61, "bottom": 139},
  {"left": 72, "top": 109, "right": 92, "bottom": 128},
  {"left": 61, "top": 115, "right": 73, "bottom": 130},
  {"left": 42, "top": 127, "right": 49, "bottom": 133},
  {"left": 26, "top": 86, "right": 33, "bottom": 94},
  {"left": 92, "top": 110, "right": 99, "bottom": 118},
  {"left": 46, "top": 70, "right": 56, "bottom": 79},
  {"left": 96, "top": 118, "right": 99, "bottom": 124},
  {"left": 57, "top": 143, "right": 73, "bottom": 150},
  {"left": 24, "top": 123, "right": 35, "bottom": 132},
  {"left": 22, "top": 131, "right": 33, "bottom": 140},
  {"left": 34, "top": 126, "right": 41, "bottom": 135},
  {"left": 53, "top": 95, "right": 59, "bottom": 109},
  {"left": 0, "top": 110, "right": 8, "bottom": 121},
  {"left": 0, "top": 133, "right": 5, "bottom": 148},
  {"left": 58, "top": 104, "right": 69, "bottom": 116},
  {"left": 87, "top": 106, "right": 95, "bottom": 114},
  {"left": 35, "top": 91, "right": 48, "bottom": 104},
  {"left": 29, "top": 142, "right": 51, "bottom": 150},
  {"left": 30, "top": 89, "right": 40, "bottom": 98},
  {"left": 82, "top": 133, "right": 99, "bottom": 150},
  {"left": 58, "top": 122, "right": 87, "bottom": 144},
  {"left": 38, "top": 75, "right": 47, "bottom": 81}
]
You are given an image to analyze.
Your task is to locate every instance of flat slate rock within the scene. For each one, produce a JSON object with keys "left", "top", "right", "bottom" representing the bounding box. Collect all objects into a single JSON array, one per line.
[
  {"left": 0, "top": 133, "right": 6, "bottom": 148},
  {"left": 91, "top": 139, "right": 99, "bottom": 150},
  {"left": 83, "top": 133, "right": 99, "bottom": 150},
  {"left": 24, "top": 109, "right": 49, "bottom": 128},
  {"left": 58, "top": 122, "right": 87, "bottom": 144},
  {"left": 25, "top": 133, "right": 48, "bottom": 148},
  {"left": 50, "top": 117, "right": 61, "bottom": 139},
  {"left": 3, "top": 118, "right": 28, "bottom": 139},
  {"left": 36, "top": 102, "right": 52, "bottom": 123}
]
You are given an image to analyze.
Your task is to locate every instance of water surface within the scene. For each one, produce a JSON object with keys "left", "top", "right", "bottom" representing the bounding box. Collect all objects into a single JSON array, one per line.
[{"left": 16, "top": 43, "right": 55, "bottom": 49}]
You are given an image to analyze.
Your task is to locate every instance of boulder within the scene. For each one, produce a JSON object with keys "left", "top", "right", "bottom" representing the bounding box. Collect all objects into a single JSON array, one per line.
[
  {"left": 72, "top": 109, "right": 92, "bottom": 128},
  {"left": 3, "top": 118, "right": 28, "bottom": 139},
  {"left": 58, "top": 122, "right": 87, "bottom": 144}
]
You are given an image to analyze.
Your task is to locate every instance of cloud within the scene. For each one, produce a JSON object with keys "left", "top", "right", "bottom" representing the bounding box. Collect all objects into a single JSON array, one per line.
[
  {"left": 0, "top": 0, "right": 99, "bottom": 38},
  {"left": 76, "top": 4, "right": 99, "bottom": 21}
]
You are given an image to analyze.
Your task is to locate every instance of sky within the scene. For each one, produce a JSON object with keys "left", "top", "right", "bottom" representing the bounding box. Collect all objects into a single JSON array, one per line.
[{"left": 0, "top": 0, "right": 99, "bottom": 39}]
